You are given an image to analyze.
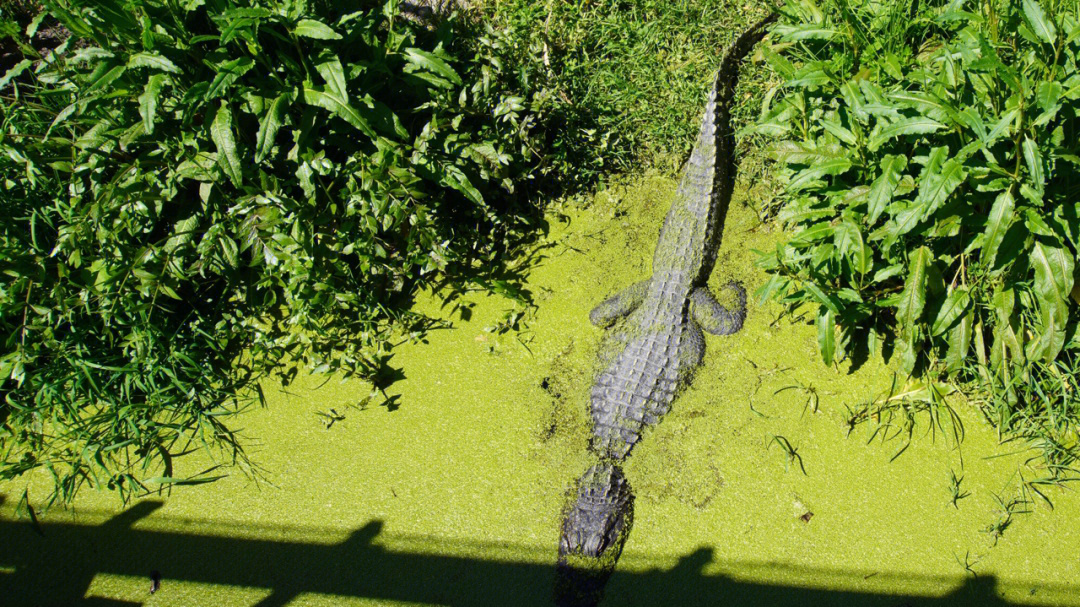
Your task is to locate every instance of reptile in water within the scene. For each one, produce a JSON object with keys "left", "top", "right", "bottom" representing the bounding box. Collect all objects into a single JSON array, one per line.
[
  {"left": 586, "top": 13, "right": 779, "bottom": 462},
  {"left": 555, "top": 14, "right": 778, "bottom": 607}
]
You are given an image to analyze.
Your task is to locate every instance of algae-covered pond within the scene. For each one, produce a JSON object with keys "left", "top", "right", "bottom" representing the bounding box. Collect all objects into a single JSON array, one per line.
[{"left": 3, "top": 173, "right": 1080, "bottom": 606}]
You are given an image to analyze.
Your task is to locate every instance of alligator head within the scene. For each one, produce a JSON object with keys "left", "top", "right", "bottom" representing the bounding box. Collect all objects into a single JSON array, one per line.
[{"left": 558, "top": 463, "right": 634, "bottom": 560}]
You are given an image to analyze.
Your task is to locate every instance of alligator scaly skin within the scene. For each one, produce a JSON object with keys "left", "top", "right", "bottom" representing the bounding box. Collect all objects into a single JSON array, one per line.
[{"left": 587, "top": 16, "right": 775, "bottom": 461}]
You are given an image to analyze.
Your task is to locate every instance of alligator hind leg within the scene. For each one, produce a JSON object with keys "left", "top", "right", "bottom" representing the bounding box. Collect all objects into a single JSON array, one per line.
[
  {"left": 589, "top": 279, "right": 650, "bottom": 328},
  {"left": 691, "top": 282, "right": 746, "bottom": 335}
]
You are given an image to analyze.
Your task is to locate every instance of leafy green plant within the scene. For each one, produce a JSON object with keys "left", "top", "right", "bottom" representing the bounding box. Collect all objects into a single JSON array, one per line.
[
  {"left": 948, "top": 468, "right": 970, "bottom": 508},
  {"left": 753, "top": 0, "right": 1080, "bottom": 473},
  {"left": 767, "top": 434, "right": 807, "bottom": 474},
  {"left": 0, "top": 0, "right": 555, "bottom": 504}
]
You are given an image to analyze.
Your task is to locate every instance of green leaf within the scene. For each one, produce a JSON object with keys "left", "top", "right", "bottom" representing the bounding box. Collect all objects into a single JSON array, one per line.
[
  {"left": 883, "top": 202, "right": 925, "bottom": 246},
  {"left": 774, "top": 24, "right": 837, "bottom": 41},
  {"left": 220, "top": 7, "right": 273, "bottom": 19},
  {"left": 896, "top": 247, "right": 930, "bottom": 372},
  {"left": 204, "top": 57, "right": 254, "bottom": 101},
  {"left": 301, "top": 85, "right": 376, "bottom": 138},
  {"left": 915, "top": 152, "right": 967, "bottom": 221},
  {"left": 761, "top": 44, "right": 796, "bottom": 79},
  {"left": 0, "top": 59, "right": 32, "bottom": 90},
  {"left": 211, "top": 103, "right": 242, "bottom": 186},
  {"left": 1024, "top": 208, "right": 1057, "bottom": 238},
  {"left": 769, "top": 141, "right": 844, "bottom": 164},
  {"left": 1036, "top": 81, "right": 1063, "bottom": 112},
  {"left": 296, "top": 161, "right": 315, "bottom": 199},
  {"left": 869, "top": 117, "right": 944, "bottom": 151},
  {"left": 945, "top": 310, "right": 973, "bottom": 372},
  {"left": 1030, "top": 241, "right": 1073, "bottom": 361},
  {"left": 403, "top": 48, "right": 463, "bottom": 87},
  {"left": 755, "top": 273, "right": 789, "bottom": 304},
  {"left": 867, "top": 155, "right": 907, "bottom": 224},
  {"left": 787, "top": 64, "right": 830, "bottom": 88},
  {"left": 834, "top": 219, "right": 871, "bottom": 275},
  {"left": 1022, "top": 0, "right": 1057, "bottom": 44},
  {"left": 992, "top": 288, "right": 1021, "bottom": 366},
  {"left": 441, "top": 166, "right": 486, "bottom": 208},
  {"left": 45, "top": 102, "right": 78, "bottom": 139},
  {"left": 175, "top": 152, "right": 218, "bottom": 182},
  {"left": 803, "top": 280, "right": 840, "bottom": 314},
  {"left": 788, "top": 157, "right": 853, "bottom": 190},
  {"left": 294, "top": 18, "right": 341, "bottom": 40},
  {"left": 1052, "top": 203, "right": 1080, "bottom": 249},
  {"left": 218, "top": 15, "right": 256, "bottom": 45},
  {"left": 255, "top": 93, "right": 289, "bottom": 163},
  {"left": 127, "top": 52, "right": 180, "bottom": 73},
  {"left": 820, "top": 117, "right": 857, "bottom": 145},
  {"left": 138, "top": 74, "right": 167, "bottom": 135},
  {"left": 931, "top": 288, "right": 971, "bottom": 336},
  {"left": 220, "top": 236, "right": 239, "bottom": 268},
  {"left": 873, "top": 264, "right": 903, "bottom": 283},
  {"left": 817, "top": 306, "right": 836, "bottom": 366},
  {"left": 984, "top": 107, "right": 1019, "bottom": 146},
  {"left": 84, "top": 64, "right": 127, "bottom": 93},
  {"left": 315, "top": 54, "right": 348, "bottom": 102},
  {"left": 897, "top": 247, "right": 930, "bottom": 327},
  {"left": 1022, "top": 137, "right": 1044, "bottom": 194},
  {"left": 145, "top": 474, "right": 227, "bottom": 486},
  {"left": 980, "top": 191, "right": 1015, "bottom": 269},
  {"left": 788, "top": 221, "right": 834, "bottom": 248}
]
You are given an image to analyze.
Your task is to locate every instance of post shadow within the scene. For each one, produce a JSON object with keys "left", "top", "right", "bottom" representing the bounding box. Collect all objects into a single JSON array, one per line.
[{"left": 0, "top": 500, "right": 1062, "bottom": 607}]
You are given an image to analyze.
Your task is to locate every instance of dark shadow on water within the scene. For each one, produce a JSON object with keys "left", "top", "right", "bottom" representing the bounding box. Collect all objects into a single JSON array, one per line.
[
  {"left": 845, "top": 330, "right": 871, "bottom": 375},
  {"left": 0, "top": 500, "right": 1069, "bottom": 607}
]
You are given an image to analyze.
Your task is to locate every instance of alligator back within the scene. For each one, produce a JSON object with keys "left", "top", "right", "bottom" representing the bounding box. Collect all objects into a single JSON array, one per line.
[
  {"left": 590, "top": 318, "right": 699, "bottom": 458},
  {"left": 557, "top": 14, "right": 778, "bottom": 606},
  {"left": 588, "top": 16, "right": 775, "bottom": 461}
]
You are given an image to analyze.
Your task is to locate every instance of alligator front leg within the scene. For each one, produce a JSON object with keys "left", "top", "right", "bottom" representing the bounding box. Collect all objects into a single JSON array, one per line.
[
  {"left": 690, "top": 282, "right": 746, "bottom": 335},
  {"left": 589, "top": 279, "right": 650, "bottom": 328}
]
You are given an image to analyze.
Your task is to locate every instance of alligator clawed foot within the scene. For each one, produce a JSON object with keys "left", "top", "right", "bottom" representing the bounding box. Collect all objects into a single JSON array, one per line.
[
  {"left": 690, "top": 282, "right": 746, "bottom": 336},
  {"left": 589, "top": 279, "right": 649, "bottom": 328}
]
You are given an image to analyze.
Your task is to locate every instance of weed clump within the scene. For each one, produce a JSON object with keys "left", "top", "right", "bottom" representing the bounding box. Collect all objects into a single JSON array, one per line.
[{"left": 753, "top": 0, "right": 1080, "bottom": 480}]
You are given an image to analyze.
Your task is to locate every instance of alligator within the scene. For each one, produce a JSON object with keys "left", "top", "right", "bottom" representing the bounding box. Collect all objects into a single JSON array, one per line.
[
  {"left": 555, "top": 17, "right": 777, "bottom": 606},
  {"left": 587, "top": 14, "right": 776, "bottom": 461}
]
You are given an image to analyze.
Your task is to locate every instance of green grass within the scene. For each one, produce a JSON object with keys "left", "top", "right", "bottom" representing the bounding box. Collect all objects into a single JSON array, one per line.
[{"left": 477, "top": 0, "right": 777, "bottom": 182}]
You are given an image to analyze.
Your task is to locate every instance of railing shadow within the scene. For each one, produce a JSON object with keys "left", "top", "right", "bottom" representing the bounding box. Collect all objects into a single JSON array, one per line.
[{"left": 0, "top": 500, "right": 1072, "bottom": 606}]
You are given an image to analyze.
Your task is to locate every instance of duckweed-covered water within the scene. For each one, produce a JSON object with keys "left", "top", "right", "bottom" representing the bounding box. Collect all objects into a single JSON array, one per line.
[{"left": 3, "top": 172, "right": 1079, "bottom": 606}]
